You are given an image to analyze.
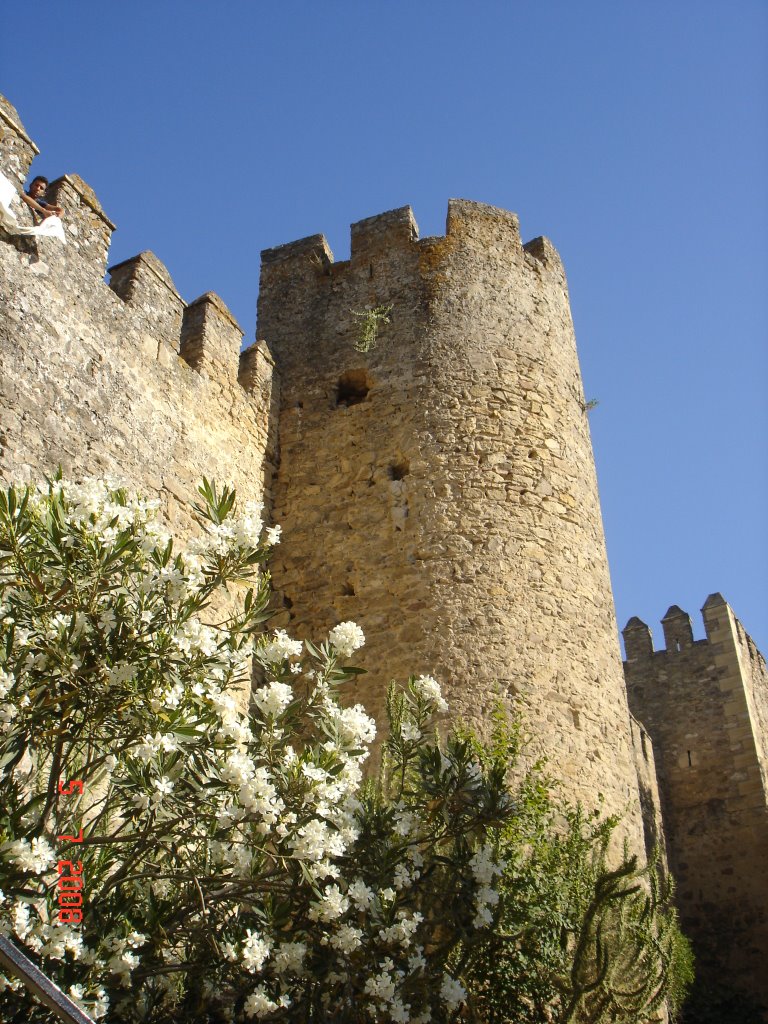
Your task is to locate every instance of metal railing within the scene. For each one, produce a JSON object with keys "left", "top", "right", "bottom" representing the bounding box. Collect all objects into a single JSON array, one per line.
[{"left": 0, "top": 935, "right": 95, "bottom": 1023}]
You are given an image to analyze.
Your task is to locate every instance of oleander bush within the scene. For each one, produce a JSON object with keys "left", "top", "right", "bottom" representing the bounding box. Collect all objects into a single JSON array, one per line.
[{"left": 0, "top": 476, "right": 691, "bottom": 1023}]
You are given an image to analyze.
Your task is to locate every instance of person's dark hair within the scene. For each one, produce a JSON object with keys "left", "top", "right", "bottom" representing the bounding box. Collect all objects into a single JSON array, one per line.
[{"left": 30, "top": 176, "right": 49, "bottom": 187}]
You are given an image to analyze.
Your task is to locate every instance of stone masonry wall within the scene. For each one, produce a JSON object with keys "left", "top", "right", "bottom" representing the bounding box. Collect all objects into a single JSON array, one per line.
[
  {"left": 259, "top": 200, "right": 646, "bottom": 850},
  {"left": 0, "top": 96, "right": 276, "bottom": 546},
  {"left": 734, "top": 615, "right": 768, "bottom": 792},
  {"left": 624, "top": 596, "right": 768, "bottom": 1015},
  {"left": 629, "top": 713, "right": 668, "bottom": 869}
]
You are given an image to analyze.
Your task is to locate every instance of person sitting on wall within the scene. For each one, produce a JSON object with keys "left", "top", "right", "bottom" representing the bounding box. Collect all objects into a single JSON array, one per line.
[
  {"left": 21, "top": 176, "right": 64, "bottom": 221},
  {"left": 0, "top": 170, "right": 66, "bottom": 243}
]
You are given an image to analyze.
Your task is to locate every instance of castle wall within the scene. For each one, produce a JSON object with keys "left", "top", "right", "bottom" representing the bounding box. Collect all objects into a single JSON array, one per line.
[
  {"left": 624, "top": 596, "right": 768, "bottom": 1014},
  {"left": 734, "top": 615, "right": 768, "bottom": 789},
  {"left": 258, "top": 200, "right": 645, "bottom": 848},
  {"left": 0, "top": 98, "right": 276, "bottom": 544}
]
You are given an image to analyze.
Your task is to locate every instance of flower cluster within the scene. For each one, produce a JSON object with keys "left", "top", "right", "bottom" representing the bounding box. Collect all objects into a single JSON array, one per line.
[{"left": 328, "top": 620, "right": 366, "bottom": 659}]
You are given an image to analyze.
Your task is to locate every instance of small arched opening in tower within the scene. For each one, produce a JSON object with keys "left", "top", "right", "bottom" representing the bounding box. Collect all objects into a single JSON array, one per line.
[{"left": 336, "top": 369, "right": 372, "bottom": 408}]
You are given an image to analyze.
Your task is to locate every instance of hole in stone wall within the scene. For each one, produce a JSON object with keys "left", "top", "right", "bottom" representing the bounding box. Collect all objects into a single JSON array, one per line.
[
  {"left": 282, "top": 595, "right": 293, "bottom": 609},
  {"left": 687, "top": 750, "right": 692, "bottom": 767},
  {"left": 337, "top": 369, "right": 371, "bottom": 407},
  {"left": 296, "top": 401, "right": 303, "bottom": 409},
  {"left": 528, "top": 449, "right": 539, "bottom": 459},
  {"left": 340, "top": 581, "right": 355, "bottom": 597},
  {"left": 388, "top": 460, "right": 410, "bottom": 481}
]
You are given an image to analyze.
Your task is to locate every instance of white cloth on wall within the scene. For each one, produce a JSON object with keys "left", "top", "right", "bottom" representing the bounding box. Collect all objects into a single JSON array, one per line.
[
  {"left": 0, "top": 170, "right": 20, "bottom": 231},
  {"left": 0, "top": 170, "right": 67, "bottom": 243}
]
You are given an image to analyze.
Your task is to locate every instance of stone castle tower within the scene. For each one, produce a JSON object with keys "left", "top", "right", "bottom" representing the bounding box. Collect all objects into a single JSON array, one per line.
[
  {"left": 258, "top": 202, "right": 644, "bottom": 847},
  {"left": 1, "top": 93, "right": 765, "bottom": 1015}
]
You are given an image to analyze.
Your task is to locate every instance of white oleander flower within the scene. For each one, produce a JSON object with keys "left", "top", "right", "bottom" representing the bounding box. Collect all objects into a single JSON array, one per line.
[
  {"left": 327, "top": 923, "right": 363, "bottom": 954},
  {"left": 440, "top": 973, "right": 466, "bottom": 1011},
  {"left": 469, "top": 845, "right": 505, "bottom": 885},
  {"left": 132, "top": 790, "right": 150, "bottom": 812},
  {"left": 259, "top": 629, "right": 303, "bottom": 665},
  {"left": 12, "top": 901, "right": 32, "bottom": 939},
  {"left": 393, "top": 862, "right": 414, "bottom": 890},
  {"left": 98, "top": 608, "right": 117, "bottom": 632},
  {"left": 379, "top": 911, "right": 423, "bottom": 948},
  {"left": 390, "top": 998, "right": 411, "bottom": 1023},
  {"left": 173, "top": 618, "right": 217, "bottom": 656},
  {"left": 233, "top": 500, "right": 265, "bottom": 548},
  {"left": 241, "top": 929, "right": 272, "bottom": 973},
  {"left": 328, "top": 621, "right": 365, "bottom": 658},
  {"left": 412, "top": 673, "right": 449, "bottom": 712},
  {"left": 330, "top": 704, "right": 376, "bottom": 746},
  {"left": 301, "top": 762, "right": 328, "bottom": 783},
  {"left": 473, "top": 904, "right": 494, "bottom": 927},
  {"left": 0, "top": 704, "right": 18, "bottom": 730},
  {"left": 108, "top": 949, "right": 139, "bottom": 987},
  {"left": 348, "top": 879, "right": 374, "bottom": 909},
  {"left": 272, "top": 941, "right": 307, "bottom": 976},
  {"left": 221, "top": 751, "right": 255, "bottom": 788},
  {"left": 107, "top": 661, "right": 137, "bottom": 687},
  {"left": 400, "top": 720, "right": 421, "bottom": 742},
  {"left": 291, "top": 818, "right": 346, "bottom": 861},
  {"left": 393, "top": 806, "right": 420, "bottom": 837},
  {"left": 244, "top": 986, "right": 290, "bottom": 1017},
  {"left": 0, "top": 667, "right": 14, "bottom": 698},
  {"left": 252, "top": 680, "right": 293, "bottom": 718},
  {"left": 408, "top": 948, "right": 426, "bottom": 972},
  {"left": 364, "top": 960, "right": 398, "bottom": 1004},
  {"left": 5, "top": 837, "right": 57, "bottom": 873},
  {"left": 151, "top": 776, "right": 174, "bottom": 805},
  {"left": 308, "top": 884, "right": 350, "bottom": 922}
]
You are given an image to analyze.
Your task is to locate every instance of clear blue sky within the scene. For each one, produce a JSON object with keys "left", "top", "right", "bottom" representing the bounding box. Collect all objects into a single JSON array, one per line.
[{"left": 3, "top": 1, "right": 766, "bottom": 652}]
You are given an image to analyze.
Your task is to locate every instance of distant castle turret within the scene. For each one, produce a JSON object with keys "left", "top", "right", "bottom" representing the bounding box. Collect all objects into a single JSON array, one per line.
[{"left": 624, "top": 594, "right": 768, "bottom": 1012}]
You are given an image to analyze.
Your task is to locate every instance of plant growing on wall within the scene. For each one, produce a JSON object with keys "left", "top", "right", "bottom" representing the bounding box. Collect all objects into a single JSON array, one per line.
[
  {"left": 458, "top": 730, "right": 693, "bottom": 1024},
  {"left": 350, "top": 304, "right": 393, "bottom": 352}
]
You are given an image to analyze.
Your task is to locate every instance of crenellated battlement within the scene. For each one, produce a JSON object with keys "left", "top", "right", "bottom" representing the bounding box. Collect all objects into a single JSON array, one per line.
[
  {"left": 0, "top": 96, "right": 39, "bottom": 182},
  {"left": 0, "top": 92, "right": 277, "bottom": 540},
  {"left": 622, "top": 592, "right": 766, "bottom": 665},
  {"left": 0, "top": 94, "right": 263, "bottom": 395},
  {"left": 256, "top": 198, "right": 570, "bottom": 397},
  {"left": 259, "top": 198, "right": 562, "bottom": 298},
  {"left": 350, "top": 205, "right": 420, "bottom": 258},
  {"left": 622, "top": 605, "right": 700, "bottom": 660}
]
